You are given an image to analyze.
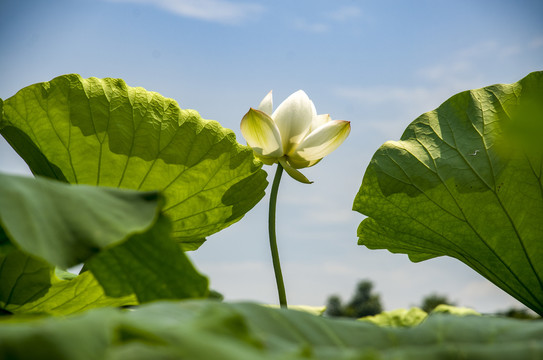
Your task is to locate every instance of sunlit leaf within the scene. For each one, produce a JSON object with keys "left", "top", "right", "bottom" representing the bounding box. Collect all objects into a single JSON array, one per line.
[
  {"left": 353, "top": 71, "right": 543, "bottom": 315},
  {"left": 0, "top": 74, "right": 267, "bottom": 249},
  {"left": 0, "top": 244, "right": 136, "bottom": 315}
]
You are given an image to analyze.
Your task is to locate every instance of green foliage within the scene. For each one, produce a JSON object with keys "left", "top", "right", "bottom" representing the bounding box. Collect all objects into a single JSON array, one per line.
[
  {"left": 419, "top": 293, "right": 455, "bottom": 313},
  {"left": 361, "top": 305, "right": 480, "bottom": 328},
  {"left": 0, "top": 74, "right": 267, "bottom": 250},
  {"left": 361, "top": 307, "right": 428, "bottom": 327},
  {"left": 2, "top": 73, "right": 543, "bottom": 357},
  {"left": 431, "top": 304, "right": 480, "bottom": 316},
  {"left": 496, "top": 307, "right": 539, "bottom": 320},
  {"left": 0, "top": 173, "right": 208, "bottom": 314},
  {"left": 1, "top": 300, "right": 543, "bottom": 360},
  {"left": 0, "top": 74, "right": 269, "bottom": 315},
  {"left": 325, "top": 295, "right": 343, "bottom": 317},
  {"left": 354, "top": 71, "right": 543, "bottom": 315},
  {"left": 0, "top": 173, "right": 161, "bottom": 269},
  {"left": 325, "top": 280, "right": 383, "bottom": 318}
]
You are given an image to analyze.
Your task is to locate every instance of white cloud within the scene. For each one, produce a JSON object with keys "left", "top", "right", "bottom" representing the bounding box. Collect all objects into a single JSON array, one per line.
[
  {"left": 293, "top": 18, "right": 329, "bottom": 33},
  {"left": 417, "top": 61, "right": 473, "bottom": 85},
  {"left": 192, "top": 260, "right": 277, "bottom": 302},
  {"left": 530, "top": 35, "right": 543, "bottom": 49},
  {"left": 107, "top": 0, "right": 265, "bottom": 25},
  {"left": 456, "top": 40, "right": 523, "bottom": 61},
  {"left": 305, "top": 207, "right": 357, "bottom": 225},
  {"left": 332, "top": 82, "right": 464, "bottom": 140},
  {"left": 294, "top": 5, "right": 363, "bottom": 33},
  {"left": 457, "top": 280, "right": 526, "bottom": 313},
  {"left": 335, "top": 85, "right": 435, "bottom": 106},
  {"left": 333, "top": 84, "right": 450, "bottom": 127},
  {"left": 328, "top": 5, "right": 362, "bottom": 22},
  {"left": 333, "top": 36, "right": 534, "bottom": 138},
  {"left": 416, "top": 38, "right": 539, "bottom": 90}
]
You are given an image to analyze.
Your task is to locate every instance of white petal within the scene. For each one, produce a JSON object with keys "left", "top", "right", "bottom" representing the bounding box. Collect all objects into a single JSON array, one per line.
[
  {"left": 309, "top": 114, "right": 331, "bottom": 132},
  {"left": 240, "top": 108, "right": 283, "bottom": 158},
  {"left": 291, "top": 120, "right": 351, "bottom": 161},
  {"left": 258, "top": 90, "right": 273, "bottom": 115},
  {"left": 272, "top": 90, "right": 316, "bottom": 154},
  {"left": 279, "top": 158, "right": 313, "bottom": 184}
]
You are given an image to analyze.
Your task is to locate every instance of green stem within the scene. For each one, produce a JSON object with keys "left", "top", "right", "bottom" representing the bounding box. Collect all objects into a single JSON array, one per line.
[{"left": 269, "top": 163, "right": 287, "bottom": 308}]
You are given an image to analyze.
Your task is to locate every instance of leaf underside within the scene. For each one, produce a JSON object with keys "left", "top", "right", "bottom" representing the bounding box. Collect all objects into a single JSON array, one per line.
[
  {"left": 353, "top": 71, "right": 543, "bottom": 315},
  {"left": 0, "top": 173, "right": 208, "bottom": 314},
  {"left": 0, "top": 74, "right": 267, "bottom": 250},
  {"left": 0, "top": 173, "right": 160, "bottom": 269}
]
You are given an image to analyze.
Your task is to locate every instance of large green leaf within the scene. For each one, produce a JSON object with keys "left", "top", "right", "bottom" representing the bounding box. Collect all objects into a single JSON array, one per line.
[
  {"left": 0, "top": 244, "right": 137, "bottom": 315},
  {"left": 86, "top": 215, "right": 209, "bottom": 303},
  {"left": 0, "top": 74, "right": 267, "bottom": 249},
  {"left": 353, "top": 71, "right": 543, "bottom": 315},
  {"left": 0, "top": 173, "right": 208, "bottom": 314},
  {"left": 0, "top": 173, "right": 160, "bottom": 269},
  {"left": 1, "top": 300, "right": 542, "bottom": 359}
]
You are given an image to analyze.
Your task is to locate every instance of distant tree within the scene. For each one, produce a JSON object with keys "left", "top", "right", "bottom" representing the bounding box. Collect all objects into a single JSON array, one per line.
[
  {"left": 345, "top": 280, "right": 383, "bottom": 317},
  {"left": 497, "top": 307, "right": 539, "bottom": 319},
  {"left": 325, "top": 295, "right": 343, "bottom": 317},
  {"left": 325, "top": 280, "right": 383, "bottom": 318},
  {"left": 420, "top": 293, "right": 455, "bottom": 313}
]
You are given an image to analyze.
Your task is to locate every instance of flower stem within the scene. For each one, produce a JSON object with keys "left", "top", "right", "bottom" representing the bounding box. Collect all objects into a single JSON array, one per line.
[{"left": 269, "top": 163, "right": 287, "bottom": 308}]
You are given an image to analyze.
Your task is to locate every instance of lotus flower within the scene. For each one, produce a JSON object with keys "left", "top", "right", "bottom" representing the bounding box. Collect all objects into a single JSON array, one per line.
[{"left": 241, "top": 90, "right": 350, "bottom": 183}]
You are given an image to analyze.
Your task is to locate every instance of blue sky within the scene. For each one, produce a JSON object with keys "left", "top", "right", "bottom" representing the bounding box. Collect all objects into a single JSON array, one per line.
[{"left": 1, "top": 0, "right": 542, "bottom": 312}]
